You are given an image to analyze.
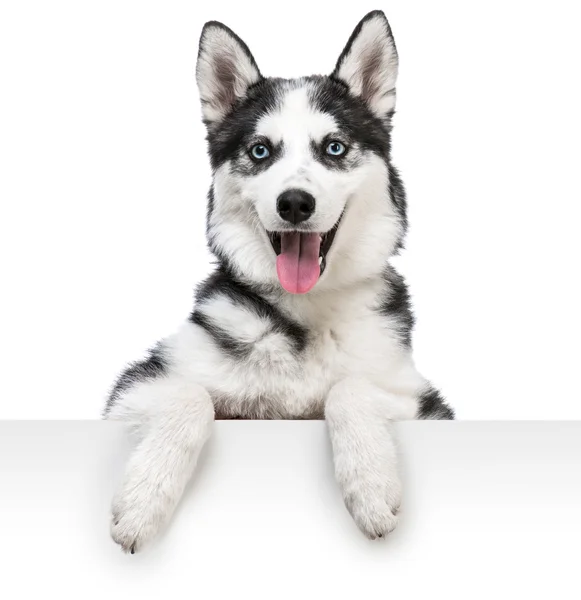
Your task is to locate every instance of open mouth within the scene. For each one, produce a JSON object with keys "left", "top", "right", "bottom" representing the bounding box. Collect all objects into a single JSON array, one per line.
[{"left": 267, "top": 216, "right": 342, "bottom": 294}]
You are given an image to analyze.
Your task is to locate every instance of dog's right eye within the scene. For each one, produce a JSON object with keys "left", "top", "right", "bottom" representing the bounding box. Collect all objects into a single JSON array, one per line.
[
  {"left": 326, "top": 141, "right": 346, "bottom": 157},
  {"left": 249, "top": 144, "right": 270, "bottom": 161}
]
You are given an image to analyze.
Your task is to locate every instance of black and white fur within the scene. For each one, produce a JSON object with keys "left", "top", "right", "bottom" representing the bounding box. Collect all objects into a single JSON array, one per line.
[{"left": 105, "top": 11, "right": 454, "bottom": 553}]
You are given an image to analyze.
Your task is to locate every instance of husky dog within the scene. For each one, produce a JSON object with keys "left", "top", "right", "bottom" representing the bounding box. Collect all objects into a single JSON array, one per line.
[{"left": 105, "top": 10, "right": 454, "bottom": 553}]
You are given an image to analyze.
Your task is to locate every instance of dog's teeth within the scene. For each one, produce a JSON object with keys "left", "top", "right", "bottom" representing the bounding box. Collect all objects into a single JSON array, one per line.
[{"left": 318, "top": 256, "right": 323, "bottom": 265}]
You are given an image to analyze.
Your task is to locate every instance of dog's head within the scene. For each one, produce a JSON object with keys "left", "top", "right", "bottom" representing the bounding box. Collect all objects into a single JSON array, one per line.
[{"left": 196, "top": 11, "right": 406, "bottom": 294}]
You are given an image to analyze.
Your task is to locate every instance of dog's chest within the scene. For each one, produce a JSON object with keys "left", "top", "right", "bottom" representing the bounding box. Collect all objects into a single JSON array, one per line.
[{"left": 205, "top": 288, "right": 400, "bottom": 418}]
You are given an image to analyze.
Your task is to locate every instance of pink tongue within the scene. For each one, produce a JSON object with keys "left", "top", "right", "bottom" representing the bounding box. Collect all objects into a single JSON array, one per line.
[{"left": 276, "top": 232, "right": 321, "bottom": 294}]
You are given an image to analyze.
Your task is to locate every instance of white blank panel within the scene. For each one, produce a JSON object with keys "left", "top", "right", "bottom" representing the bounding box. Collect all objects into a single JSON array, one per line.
[{"left": 0, "top": 421, "right": 579, "bottom": 598}]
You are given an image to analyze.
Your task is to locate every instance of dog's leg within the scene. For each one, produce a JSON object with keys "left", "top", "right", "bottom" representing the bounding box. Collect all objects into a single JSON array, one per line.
[
  {"left": 325, "top": 377, "right": 406, "bottom": 539},
  {"left": 109, "top": 381, "right": 213, "bottom": 553}
]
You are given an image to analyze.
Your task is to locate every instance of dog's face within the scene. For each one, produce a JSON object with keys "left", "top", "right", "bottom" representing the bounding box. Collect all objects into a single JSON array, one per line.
[{"left": 196, "top": 11, "right": 406, "bottom": 294}]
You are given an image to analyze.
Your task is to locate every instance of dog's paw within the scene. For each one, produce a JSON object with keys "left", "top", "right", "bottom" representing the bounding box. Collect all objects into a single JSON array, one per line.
[
  {"left": 343, "top": 478, "right": 401, "bottom": 540},
  {"left": 110, "top": 476, "right": 169, "bottom": 554}
]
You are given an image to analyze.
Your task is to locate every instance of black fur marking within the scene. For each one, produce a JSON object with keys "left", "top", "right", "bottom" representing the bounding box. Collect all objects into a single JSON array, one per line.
[
  {"left": 191, "top": 267, "right": 308, "bottom": 354},
  {"left": 190, "top": 311, "right": 251, "bottom": 359},
  {"left": 377, "top": 266, "right": 415, "bottom": 348},
  {"left": 205, "top": 186, "right": 242, "bottom": 275},
  {"left": 206, "top": 185, "right": 229, "bottom": 269},
  {"left": 417, "top": 387, "right": 455, "bottom": 420},
  {"left": 308, "top": 77, "right": 392, "bottom": 158},
  {"left": 207, "top": 74, "right": 393, "bottom": 172},
  {"left": 230, "top": 138, "right": 284, "bottom": 176},
  {"left": 206, "top": 186, "right": 215, "bottom": 233},
  {"left": 388, "top": 163, "right": 408, "bottom": 251},
  {"left": 104, "top": 344, "right": 168, "bottom": 415},
  {"left": 204, "top": 77, "right": 286, "bottom": 170},
  {"left": 309, "top": 136, "right": 362, "bottom": 171}
]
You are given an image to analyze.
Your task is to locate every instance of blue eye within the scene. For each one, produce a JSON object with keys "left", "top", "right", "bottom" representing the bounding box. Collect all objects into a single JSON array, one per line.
[
  {"left": 326, "top": 141, "right": 346, "bottom": 156},
  {"left": 250, "top": 144, "right": 270, "bottom": 160}
]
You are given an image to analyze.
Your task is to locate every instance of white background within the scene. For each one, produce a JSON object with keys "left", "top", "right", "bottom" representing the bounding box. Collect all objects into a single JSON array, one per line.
[{"left": 1, "top": 0, "right": 580, "bottom": 419}]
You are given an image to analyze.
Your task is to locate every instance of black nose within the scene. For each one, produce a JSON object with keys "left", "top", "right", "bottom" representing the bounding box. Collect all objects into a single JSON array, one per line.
[{"left": 277, "top": 189, "right": 315, "bottom": 225}]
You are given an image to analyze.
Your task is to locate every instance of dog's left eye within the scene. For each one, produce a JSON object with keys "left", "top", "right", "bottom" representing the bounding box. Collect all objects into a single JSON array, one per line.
[
  {"left": 326, "top": 141, "right": 346, "bottom": 156},
  {"left": 250, "top": 144, "right": 270, "bottom": 161}
]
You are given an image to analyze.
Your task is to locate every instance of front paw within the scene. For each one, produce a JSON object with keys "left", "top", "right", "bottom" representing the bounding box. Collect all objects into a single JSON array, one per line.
[
  {"left": 110, "top": 475, "right": 169, "bottom": 554},
  {"left": 343, "top": 478, "right": 401, "bottom": 540}
]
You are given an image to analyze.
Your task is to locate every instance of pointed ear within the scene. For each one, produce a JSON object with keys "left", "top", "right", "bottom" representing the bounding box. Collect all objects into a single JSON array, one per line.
[
  {"left": 331, "top": 11, "right": 398, "bottom": 116},
  {"left": 196, "top": 21, "right": 262, "bottom": 125}
]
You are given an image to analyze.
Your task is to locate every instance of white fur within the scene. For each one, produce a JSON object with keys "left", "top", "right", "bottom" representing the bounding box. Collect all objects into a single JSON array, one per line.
[
  {"left": 110, "top": 384, "right": 213, "bottom": 553},
  {"left": 258, "top": 86, "right": 337, "bottom": 144},
  {"left": 326, "top": 378, "right": 403, "bottom": 538},
  {"left": 108, "top": 278, "right": 425, "bottom": 549},
  {"left": 198, "top": 295, "right": 271, "bottom": 343},
  {"left": 107, "top": 13, "right": 434, "bottom": 552}
]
